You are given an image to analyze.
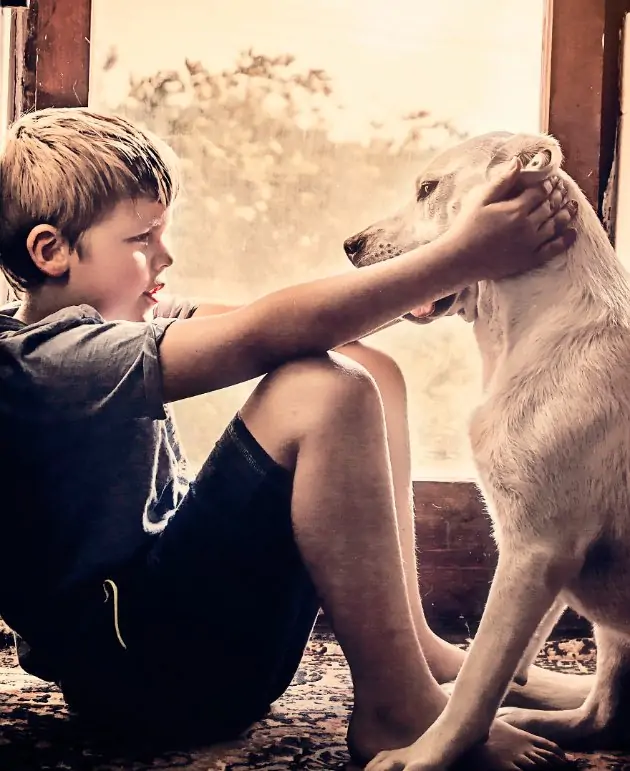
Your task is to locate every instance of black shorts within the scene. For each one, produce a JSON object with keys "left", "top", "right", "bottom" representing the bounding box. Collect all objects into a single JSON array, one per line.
[{"left": 58, "top": 415, "right": 320, "bottom": 746}]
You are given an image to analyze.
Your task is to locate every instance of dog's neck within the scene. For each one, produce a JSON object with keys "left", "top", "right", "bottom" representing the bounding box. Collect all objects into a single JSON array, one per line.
[{"left": 473, "top": 187, "right": 630, "bottom": 390}]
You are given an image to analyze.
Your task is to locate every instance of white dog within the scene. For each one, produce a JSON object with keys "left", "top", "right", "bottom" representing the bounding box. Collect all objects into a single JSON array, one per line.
[{"left": 344, "top": 132, "right": 630, "bottom": 771}]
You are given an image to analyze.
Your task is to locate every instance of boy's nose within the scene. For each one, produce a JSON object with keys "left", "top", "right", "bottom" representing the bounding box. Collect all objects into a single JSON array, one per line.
[{"left": 156, "top": 249, "right": 174, "bottom": 270}]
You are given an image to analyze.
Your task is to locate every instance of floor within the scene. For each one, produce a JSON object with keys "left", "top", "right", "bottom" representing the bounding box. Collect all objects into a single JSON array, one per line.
[{"left": 0, "top": 625, "right": 625, "bottom": 771}]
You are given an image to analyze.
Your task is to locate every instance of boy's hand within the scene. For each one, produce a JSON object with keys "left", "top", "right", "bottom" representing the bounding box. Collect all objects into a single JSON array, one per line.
[{"left": 441, "top": 157, "right": 578, "bottom": 284}]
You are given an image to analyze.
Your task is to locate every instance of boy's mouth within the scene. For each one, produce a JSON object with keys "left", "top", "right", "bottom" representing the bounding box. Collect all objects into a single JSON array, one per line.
[{"left": 143, "top": 282, "right": 165, "bottom": 303}]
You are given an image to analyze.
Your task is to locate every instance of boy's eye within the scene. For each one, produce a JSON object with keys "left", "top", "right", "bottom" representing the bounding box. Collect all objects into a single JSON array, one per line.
[{"left": 131, "top": 232, "right": 151, "bottom": 243}]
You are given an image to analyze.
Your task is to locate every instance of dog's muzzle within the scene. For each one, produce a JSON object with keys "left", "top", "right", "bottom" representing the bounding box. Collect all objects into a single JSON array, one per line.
[
  {"left": 343, "top": 234, "right": 368, "bottom": 267},
  {"left": 343, "top": 233, "right": 458, "bottom": 323}
]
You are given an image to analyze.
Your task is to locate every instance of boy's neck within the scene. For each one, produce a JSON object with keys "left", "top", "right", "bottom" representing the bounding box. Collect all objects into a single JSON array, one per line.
[{"left": 14, "top": 289, "right": 71, "bottom": 325}]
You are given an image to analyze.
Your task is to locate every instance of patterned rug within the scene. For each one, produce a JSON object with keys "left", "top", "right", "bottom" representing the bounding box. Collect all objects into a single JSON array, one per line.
[{"left": 0, "top": 624, "right": 627, "bottom": 771}]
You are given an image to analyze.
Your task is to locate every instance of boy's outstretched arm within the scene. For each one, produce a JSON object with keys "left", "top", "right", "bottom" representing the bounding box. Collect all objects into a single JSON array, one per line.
[
  {"left": 159, "top": 163, "right": 577, "bottom": 402},
  {"left": 189, "top": 303, "right": 402, "bottom": 339},
  {"left": 191, "top": 302, "right": 243, "bottom": 316}
]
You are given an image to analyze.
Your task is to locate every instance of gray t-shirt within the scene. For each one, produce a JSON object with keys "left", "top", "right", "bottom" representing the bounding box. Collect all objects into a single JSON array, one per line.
[{"left": 0, "top": 296, "right": 197, "bottom": 658}]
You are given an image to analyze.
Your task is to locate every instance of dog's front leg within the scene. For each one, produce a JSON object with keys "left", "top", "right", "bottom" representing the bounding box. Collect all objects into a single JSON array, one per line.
[
  {"left": 513, "top": 597, "right": 568, "bottom": 685},
  {"left": 367, "top": 546, "right": 577, "bottom": 771}
]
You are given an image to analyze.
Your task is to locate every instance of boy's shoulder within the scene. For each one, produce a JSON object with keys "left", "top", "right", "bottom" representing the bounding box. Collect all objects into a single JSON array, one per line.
[
  {"left": 0, "top": 300, "right": 103, "bottom": 331},
  {"left": 0, "top": 302, "right": 174, "bottom": 423}
]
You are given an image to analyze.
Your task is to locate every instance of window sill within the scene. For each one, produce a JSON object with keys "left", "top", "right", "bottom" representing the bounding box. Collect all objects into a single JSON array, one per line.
[{"left": 412, "top": 480, "right": 590, "bottom": 638}]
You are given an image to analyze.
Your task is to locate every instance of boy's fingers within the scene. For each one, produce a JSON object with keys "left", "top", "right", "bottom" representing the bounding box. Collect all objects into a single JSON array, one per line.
[
  {"left": 536, "top": 227, "right": 578, "bottom": 262},
  {"left": 514, "top": 177, "right": 562, "bottom": 216},
  {"left": 536, "top": 200, "right": 578, "bottom": 242},
  {"left": 546, "top": 186, "right": 567, "bottom": 217},
  {"left": 479, "top": 157, "right": 522, "bottom": 204},
  {"left": 528, "top": 182, "right": 567, "bottom": 228}
]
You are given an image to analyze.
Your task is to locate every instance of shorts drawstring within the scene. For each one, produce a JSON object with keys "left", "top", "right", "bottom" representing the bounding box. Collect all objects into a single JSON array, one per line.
[{"left": 102, "top": 579, "right": 127, "bottom": 650}]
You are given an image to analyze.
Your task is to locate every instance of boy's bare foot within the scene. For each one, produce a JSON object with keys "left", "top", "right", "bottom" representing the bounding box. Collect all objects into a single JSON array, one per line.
[
  {"left": 424, "top": 631, "right": 593, "bottom": 710},
  {"left": 347, "top": 682, "right": 566, "bottom": 769},
  {"left": 457, "top": 721, "right": 566, "bottom": 771},
  {"left": 347, "top": 684, "right": 446, "bottom": 766}
]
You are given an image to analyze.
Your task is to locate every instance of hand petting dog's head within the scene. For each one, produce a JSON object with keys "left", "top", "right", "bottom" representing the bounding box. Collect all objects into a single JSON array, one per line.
[{"left": 344, "top": 132, "right": 564, "bottom": 325}]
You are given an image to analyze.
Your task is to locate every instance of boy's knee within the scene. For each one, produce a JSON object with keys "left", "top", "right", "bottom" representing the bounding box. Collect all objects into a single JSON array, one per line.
[
  {"left": 336, "top": 341, "right": 407, "bottom": 396},
  {"left": 270, "top": 352, "right": 380, "bottom": 421},
  {"left": 240, "top": 353, "right": 383, "bottom": 462}
]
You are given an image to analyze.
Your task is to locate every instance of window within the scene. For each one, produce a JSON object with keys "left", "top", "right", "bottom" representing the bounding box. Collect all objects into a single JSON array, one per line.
[{"left": 88, "top": 0, "right": 548, "bottom": 479}]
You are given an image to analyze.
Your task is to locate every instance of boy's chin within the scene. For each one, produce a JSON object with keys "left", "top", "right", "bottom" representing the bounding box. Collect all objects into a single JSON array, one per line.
[
  {"left": 110, "top": 305, "right": 151, "bottom": 323},
  {"left": 93, "top": 298, "right": 150, "bottom": 323},
  {"left": 134, "top": 297, "right": 155, "bottom": 322}
]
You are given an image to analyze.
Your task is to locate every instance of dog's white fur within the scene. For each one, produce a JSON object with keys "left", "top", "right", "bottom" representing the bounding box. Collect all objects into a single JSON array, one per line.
[{"left": 345, "top": 132, "right": 630, "bottom": 771}]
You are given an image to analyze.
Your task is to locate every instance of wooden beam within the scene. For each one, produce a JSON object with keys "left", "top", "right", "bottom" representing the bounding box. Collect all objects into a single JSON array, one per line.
[
  {"left": 542, "top": 0, "right": 630, "bottom": 214},
  {"left": 9, "top": 3, "right": 36, "bottom": 118},
  {"left": 12, "top": 0, "right": 91, "bottom": 117}
]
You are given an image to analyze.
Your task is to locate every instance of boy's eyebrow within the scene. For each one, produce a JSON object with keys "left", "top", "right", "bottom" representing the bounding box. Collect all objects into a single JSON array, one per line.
[{"left": 132, "top": 217, "right": 165, "bottom": 231}]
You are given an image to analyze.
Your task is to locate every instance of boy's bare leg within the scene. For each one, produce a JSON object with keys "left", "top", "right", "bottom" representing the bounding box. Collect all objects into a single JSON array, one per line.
[
  {"left": 336, "top": 341, "right": 592, "bottom": 712},
  {"left": 335, "top": 342, "right": 466, "bottom": 682},
  {"left": 240, "top": 354, "right": 564, "bottom": 766}
]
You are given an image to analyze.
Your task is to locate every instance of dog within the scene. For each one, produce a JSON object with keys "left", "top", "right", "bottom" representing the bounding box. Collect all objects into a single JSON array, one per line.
[{"left": 344, "top": 131, "right": 630, "bottom": 771}]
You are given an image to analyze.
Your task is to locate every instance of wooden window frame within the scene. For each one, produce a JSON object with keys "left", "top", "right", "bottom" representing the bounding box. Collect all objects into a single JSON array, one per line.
[
  {"left": 8, "top": 0, "right": 91, "bottom": 119},
  {"left": 6, "top": 0, "right": 628, "bottom": 634}
]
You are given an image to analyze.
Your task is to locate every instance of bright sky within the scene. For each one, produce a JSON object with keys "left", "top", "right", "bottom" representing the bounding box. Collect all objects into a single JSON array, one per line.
[{"left": 90, "top": 0, "right": 546, "bottom": 137}]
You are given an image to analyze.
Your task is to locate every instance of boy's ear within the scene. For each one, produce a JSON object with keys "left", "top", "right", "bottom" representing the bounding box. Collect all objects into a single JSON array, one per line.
[{"left": 26, "top": 225, "right": 71, "bottom": 279}]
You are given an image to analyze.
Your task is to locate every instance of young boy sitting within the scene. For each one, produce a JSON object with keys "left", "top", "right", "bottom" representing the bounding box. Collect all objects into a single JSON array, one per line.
[{"left": 0, "top": 107, "right": 580, "bottom": 768}]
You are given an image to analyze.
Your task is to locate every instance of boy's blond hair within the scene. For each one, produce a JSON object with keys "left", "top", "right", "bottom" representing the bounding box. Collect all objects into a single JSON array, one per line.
[{"left": 0, "top": 107, "right": 181, "bottom": 292}]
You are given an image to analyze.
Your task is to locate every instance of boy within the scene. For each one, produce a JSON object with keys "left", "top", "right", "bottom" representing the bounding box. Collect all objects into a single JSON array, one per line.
[{"left": 0, "top": 108, "right": 580, "bottom": 768}]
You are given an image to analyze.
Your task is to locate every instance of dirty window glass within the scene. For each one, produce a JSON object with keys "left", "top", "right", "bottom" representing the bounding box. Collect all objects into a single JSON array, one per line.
[{"left": 89, "top": 0, "right": 546, "bottom": 478}]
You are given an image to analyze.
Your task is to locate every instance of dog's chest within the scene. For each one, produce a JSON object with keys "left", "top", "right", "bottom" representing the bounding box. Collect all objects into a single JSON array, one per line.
[
  {"left": 467, "top": 395, "right": 535, "bottom": 539},
  {"left": 468, "top": 397, "right": 512, "bottom": 472}
]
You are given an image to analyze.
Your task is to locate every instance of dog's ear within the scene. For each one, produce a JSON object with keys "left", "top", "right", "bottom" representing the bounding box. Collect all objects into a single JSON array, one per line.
[{"left": 488, "top": 134, "right": 563, "bottom": 187}]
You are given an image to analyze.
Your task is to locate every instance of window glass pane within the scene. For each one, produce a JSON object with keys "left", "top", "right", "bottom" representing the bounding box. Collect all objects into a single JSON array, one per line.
[{"left": 89, "top": 0, "right": 545, "bottom": 478}]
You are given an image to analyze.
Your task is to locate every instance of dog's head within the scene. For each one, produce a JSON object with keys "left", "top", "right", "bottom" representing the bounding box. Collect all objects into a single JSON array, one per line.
[{"left": 344, "top": 131, "right": 563, "bottom": 324}]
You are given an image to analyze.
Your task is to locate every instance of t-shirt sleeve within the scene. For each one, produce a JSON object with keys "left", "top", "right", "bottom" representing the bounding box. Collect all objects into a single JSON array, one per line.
[
  {"left": 152, "top": 294, "right": 199, "bottom": 320},
  {"left": 0, "top": 305, "right": 176, "bottom": 422}
]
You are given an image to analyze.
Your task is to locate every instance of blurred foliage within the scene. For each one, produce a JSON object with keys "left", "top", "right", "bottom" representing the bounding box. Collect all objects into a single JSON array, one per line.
[{"left": 102, "top": 48, "right": 481, "bottom": 475}]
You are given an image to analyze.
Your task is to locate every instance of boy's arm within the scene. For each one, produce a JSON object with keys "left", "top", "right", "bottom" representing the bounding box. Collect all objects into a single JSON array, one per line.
[
  {"left": 159, "top": 166, "right": 576, "bottom": 403},
  {"left": 191, "top": 302, "right": 243, "bottom": 316},
  {"left": 190, "top": 302, "right": 400, "bottom": 337},
  {"left": 159, "top": 241, "right": 458, "bottom": 402}
]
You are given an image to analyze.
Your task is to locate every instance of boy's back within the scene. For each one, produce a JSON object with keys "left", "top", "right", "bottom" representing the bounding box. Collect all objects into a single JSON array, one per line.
[{"left": 0, "top": 298, "right": 194, "bottom": 677}]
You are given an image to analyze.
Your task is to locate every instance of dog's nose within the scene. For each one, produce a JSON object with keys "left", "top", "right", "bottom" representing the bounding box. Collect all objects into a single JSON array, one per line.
[{"left": 343, "top": 234, "right": 367, "bottom": 261}]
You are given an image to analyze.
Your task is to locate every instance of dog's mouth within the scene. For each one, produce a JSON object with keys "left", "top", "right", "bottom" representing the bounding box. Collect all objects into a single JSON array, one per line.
[{"left": 404, "top": 293, "right": 458, "bottom": 324}]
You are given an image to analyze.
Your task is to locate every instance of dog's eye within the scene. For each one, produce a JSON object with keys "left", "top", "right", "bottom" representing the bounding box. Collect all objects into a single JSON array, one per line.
[{"left": 417, "top": 180, "right": 439, "bottom": 201}]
